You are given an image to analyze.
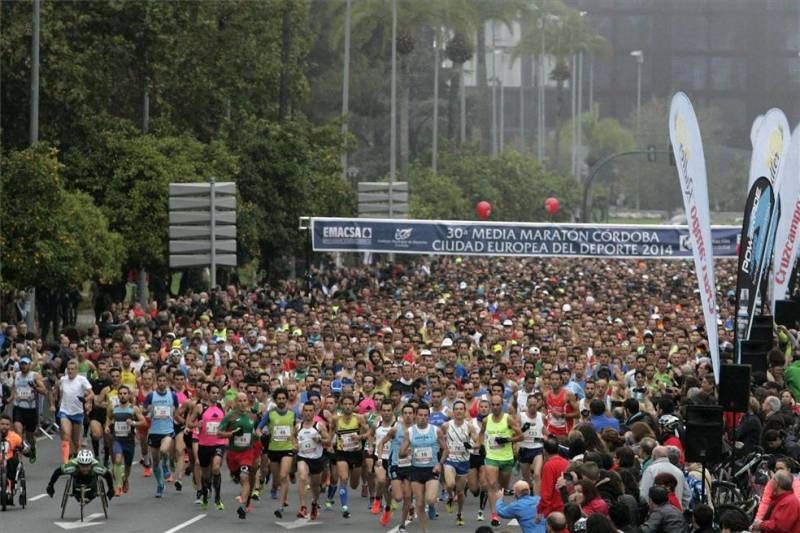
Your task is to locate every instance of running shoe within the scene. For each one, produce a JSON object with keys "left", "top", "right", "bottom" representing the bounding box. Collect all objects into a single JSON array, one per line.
[
  {"left": 361, "top": 484, "right": 368, "bottom": 498},
  {"left": 174, "top": 480, "right": 182, "bottom": 492},
  {"left": 250, "top": 488, "right": 260, "bottom": 501},
  {"left": 428, "top": 504, "right": 436, "bottom": 520},
  {"left": 456, "top": 513, "right": 465, "bottom": 526},
  {"left": 216, "top": 500, "right": 225, "bottom": 511},
  {"left": 380, "top": 508, "right": 392, "bottom": 526},
  {"left": 310, "top": 502, "right": 319, "bottom": 520},
  {"left": 342, "top": 505, "right": 350, "bottom": 519},
  {"left": 143, "top": 465, "right": 152, "bottom": 478},
  {"left": 324, "top": 499, "right": 333, "bottom": 509},
  {"left": 155, "top": 484, "right": 164, "bottom": 498},
  {"left": 398, "top": 523, "right": 407, "bottom": 533},
  {"left": 477, "top": 510, "right": 484, "bottom": 521},
  {"left": 491, "top": 513, "right": 500, "bottom": 526},
  {"left": 201, "top": 495, "right": 209, "bottom": 510},
  {"left": 274, "top": 509, "right": 283, "bottom": 519},
  {"left": 271, "top": 488, "right": 278, "bottom": 500},
  {"left": 237, "top": 505, "right": 247, "bottom": 520},
  {"left": 297, "top": 506, "right": 308, "bottom": 519},
  {"left": 122, "top": 479, "right": 129, "bottom": 494},
  {"left": 195, "top": 491, "right": 202, "bottom": 504},
  {"left": 447, "top": 497, "right": 454, "bottom": 513},
  {"left": 371, "top": 498, "right": 381, "bottom": 514}
]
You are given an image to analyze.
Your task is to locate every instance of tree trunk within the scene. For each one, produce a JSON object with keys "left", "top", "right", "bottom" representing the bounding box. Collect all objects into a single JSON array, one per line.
[
  {"left": 476, "top": 22, "right": 490, "bottom": 153},
  {"left": 447, "top": 69, "right": 457, "bottom": 141},
  {"left": 399, "top": 56, "right": 410, "bottom": 179},
  {"left": 554, "top": 80, "right": 564, "bottom": 169},
  {"left": 278, "top": 0, "right": 293, "bottom": 122}
]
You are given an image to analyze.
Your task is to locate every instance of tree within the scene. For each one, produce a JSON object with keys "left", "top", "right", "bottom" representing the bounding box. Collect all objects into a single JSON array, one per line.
[
  {"left": 0, "top": 144, "right": 124, "bottom": 291},
  {"left": 225, "top": 117, "right": 355, "bottom": 277},
  {"left": 60, "top": 115, "right": 239, "bottom": 272},
  {"left": 408, "top": 144, "right": 578, "bottom": 221}
]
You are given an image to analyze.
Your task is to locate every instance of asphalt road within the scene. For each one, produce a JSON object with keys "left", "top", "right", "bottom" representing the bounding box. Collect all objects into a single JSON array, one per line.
[{"left": 2, "top": 434, "right": 531, "bottom": 533}]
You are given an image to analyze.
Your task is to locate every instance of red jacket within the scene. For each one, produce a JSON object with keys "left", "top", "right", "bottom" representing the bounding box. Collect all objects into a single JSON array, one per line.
[
  {"left": 538, "top": 455, "right": 569, "bottom": 517},
  {"left": 760, "top": 490, "right": 800, "bottom": 533}
]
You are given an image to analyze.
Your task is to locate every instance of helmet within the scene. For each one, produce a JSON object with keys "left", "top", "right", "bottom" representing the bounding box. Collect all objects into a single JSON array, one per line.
[
  {"left": 658, "top": 414, "right": 681, "bottom": 431},
  {"left": 76, "top": 448, "right": 95, "bottom": 465}
]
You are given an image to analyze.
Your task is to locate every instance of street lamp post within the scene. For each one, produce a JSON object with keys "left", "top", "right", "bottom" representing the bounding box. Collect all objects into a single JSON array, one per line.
[
  {"left": 432, "top": 29, "right": 440, "bottom": 172},
  {"left": 630, "top": 49, "right": 643, "bottom": 211},
  {"left": 498, "top": 48, "right": 504, "bottom": 153},
  {"left": 341, "top": 0, "right": 351, "bottom": 179},
  {"left": 491, "top": 21, "right": 498, "bottom": 158},
  {"left": 389, "top": 0, "right": 397, "bottom": 217}
]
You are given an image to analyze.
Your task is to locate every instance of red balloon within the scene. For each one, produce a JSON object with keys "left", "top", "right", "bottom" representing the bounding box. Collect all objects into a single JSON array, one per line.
[
  {"left": 545, "top": 197, "right": 560, "bottom": 215},
  {"left": 476, "top": 201, "right": 492, "bottom": 220}
]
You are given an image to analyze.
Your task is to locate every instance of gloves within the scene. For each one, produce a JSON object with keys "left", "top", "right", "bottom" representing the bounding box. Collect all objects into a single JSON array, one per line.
[
  {"left": 46, "top": 484, "right": 54, "bottom": 498},
  {"left": 494, "top": 436, "right": 509, "bottom": 445},
  {"left": 521, "top": 422, "right": 531, "bottom": 433}
]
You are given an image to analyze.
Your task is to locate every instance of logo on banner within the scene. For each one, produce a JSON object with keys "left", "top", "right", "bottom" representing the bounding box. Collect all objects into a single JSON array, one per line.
[
  {"left": 395, "top": 228, "right": 413, "bottom": 241},
  {"left": 321, "top": 225, "right": 373, "bottom": 242},
  {"left": 766, "top": 126, "right": 785, "bottom": 181},
  {"left": 679, "top": 234, "right": 692, "bottom": 252}
]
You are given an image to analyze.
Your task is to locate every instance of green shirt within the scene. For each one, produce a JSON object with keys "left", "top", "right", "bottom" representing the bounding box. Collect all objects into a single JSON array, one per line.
[
  {"left": 786, "top": 359, "right": 800, "bottom": 402},
  {"left": 220, "top": 410, "right": 256, "bottom": 452},
  {"left": 267, "top": 409, "right": 295, "bottom": 451}
]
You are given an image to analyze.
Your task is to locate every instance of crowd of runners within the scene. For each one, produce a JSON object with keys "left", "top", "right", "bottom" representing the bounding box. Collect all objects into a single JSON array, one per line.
[{"left": 2, "top": 256, "right": 800, "bottom": 533}]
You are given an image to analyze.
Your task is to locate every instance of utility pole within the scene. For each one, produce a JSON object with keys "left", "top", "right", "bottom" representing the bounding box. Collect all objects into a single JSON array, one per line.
[{"left": 27, "top": 0, "right": 40, "bottom": 332}]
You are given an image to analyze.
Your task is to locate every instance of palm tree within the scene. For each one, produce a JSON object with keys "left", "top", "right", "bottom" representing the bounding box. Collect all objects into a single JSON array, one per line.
[
  {"left": 469, "top": 0, "right": 523, "bottom": 154},
  {"left": 514, "top": 1, "right": 605, "bottom": 167}
]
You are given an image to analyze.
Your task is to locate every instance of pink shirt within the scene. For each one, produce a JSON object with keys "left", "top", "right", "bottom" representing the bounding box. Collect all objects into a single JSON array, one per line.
[
  {"left": 756, "top": 476, "right": 800, "bottom": 520},
  {"left": 197, "top": 403, "right": 227, "bottom": 447}
]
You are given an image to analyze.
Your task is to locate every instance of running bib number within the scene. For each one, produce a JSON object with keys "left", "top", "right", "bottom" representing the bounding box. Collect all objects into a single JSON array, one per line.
[
  {"left": 16, "top": 389, "right": 33, "bottom": 401},
  {"left": 413, "top": 447, "right": 433, "bottom": 464},
  {"left": 273, "top": 425, "right": 291, "bottom": 442},
  {"left": 206, "top": 421, "right": 220, "bottom": 436},
  {"left": 114, "top": 421, "right": 130, "bottom": 437},
  {"left": 153, "top": 405, "right": 171, "bottom": 419},
  {"left": 340, "top": 432, "right": 360, "bottom": 451},
  {"left": 233, "top": 433, "right": 252, "bottom": 448},
  {"left": 300, "top": 439, "right": 316, "bottom": 452},
  {"left": 397, "top": 455, "right": 412, "bottom": 468},
  {"left": 449, "top": 440, "right": 465, "bottom": 454}
]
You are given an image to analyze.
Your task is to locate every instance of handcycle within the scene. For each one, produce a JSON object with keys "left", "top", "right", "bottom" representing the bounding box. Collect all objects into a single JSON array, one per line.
[
  {"left": 0, "top": 442, "right": 28, "bottom": 512},
  {"left": 59, "top": 476, "right": 109, "bottom": 522}
]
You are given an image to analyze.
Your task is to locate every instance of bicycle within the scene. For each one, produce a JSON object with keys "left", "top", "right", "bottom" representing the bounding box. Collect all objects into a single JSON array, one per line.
[
  {"left": 709, "top": 447, "right": 767, "bottom": 523},
  {"left": 60, "top": 477, "right": 109, "bottom": 522}
]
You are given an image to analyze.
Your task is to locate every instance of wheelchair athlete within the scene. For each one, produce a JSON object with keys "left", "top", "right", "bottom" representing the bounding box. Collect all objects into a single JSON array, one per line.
[
  {"left": 46, "top": 448, "right": 114, "bottom": 503},
  {"left": 1, "top": 414, "right": 31, "bottom": 502}
]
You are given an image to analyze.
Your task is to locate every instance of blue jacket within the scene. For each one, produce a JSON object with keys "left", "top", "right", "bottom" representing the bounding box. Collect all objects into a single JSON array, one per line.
[
  {"left": 590, "top": 414, "right": 620, "bottom": 432},
  {"left": 496, "top": 494, "right": 545, "bottom": 533}
]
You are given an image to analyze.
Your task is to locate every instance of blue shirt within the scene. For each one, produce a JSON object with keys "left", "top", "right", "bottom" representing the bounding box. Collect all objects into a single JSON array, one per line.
[
  {"left": 143, "top": 390, "right": 179, "bottom": 436},
  {"left": 590, "top": 414, "right": 620, "bottom": 432},
  {"left": 496, "top": 494, "right": 545, "bottom": 533}
]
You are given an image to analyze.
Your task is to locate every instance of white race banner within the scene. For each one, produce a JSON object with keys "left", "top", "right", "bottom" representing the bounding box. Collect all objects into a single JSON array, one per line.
[
  {"left": 750, "top": 114, "right": 764, "bottom": 148},
  {"left": 771, "top": 124, "right": 800, "bottom": 307},
  {"left": 669, "top": 92, "right": 720, "bottom": 383},
  {"left": 748, "top": 108, "right": 790, "bottom": 189}
]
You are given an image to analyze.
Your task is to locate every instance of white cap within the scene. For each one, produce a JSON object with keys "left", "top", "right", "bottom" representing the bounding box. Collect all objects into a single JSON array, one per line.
[
  {"left": 404, "top": 312, "right": 414, "bottom": 320},
  {"left": 441, "top": 338, "right": 454, "bottom": 348},
  {"left": 420, "top": 349, "right": 432, "bottom": 356},
  {"left": 459, "top": 281, "right": 467, "bottom": 290},
  {"left": 529, "top": 346, "right": 541, "bottom": 355},
  {"left": 502, "top": 319, "right": 513, "bottom": 327},
  {"left": 562, "top": 303, "right": 572, "bottom": 313},
  {"left": 643, "top": 329, "right": 654, "bottom": 337}
]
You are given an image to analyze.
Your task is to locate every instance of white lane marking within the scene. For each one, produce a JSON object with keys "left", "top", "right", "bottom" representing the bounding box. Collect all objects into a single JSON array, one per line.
[
  {"left": 54, "top": 513, "right": 105, "bottom": 529},
  {"left": 386, "top": 526, "right": 400, "bottom": 533},
  {"left": 276, "top": 519, "right": 323, "bottom": 529},
  {"left": 30, "top": 493, "right": 48, "bottom": 501},
  {"left": 163, "top": 514, "right": 207, "bottom": 533}
]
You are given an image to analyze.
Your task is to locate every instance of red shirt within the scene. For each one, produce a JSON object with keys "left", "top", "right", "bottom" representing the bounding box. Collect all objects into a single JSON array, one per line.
[
  {"left": 760, "top": 490, "right": 800, "bottom": 533},
  {"left": 663, "top": 436, "right": 685, "bottom": 465},
  {"left": 538, "top": 455, "right": 570, "bottom": 517}
]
